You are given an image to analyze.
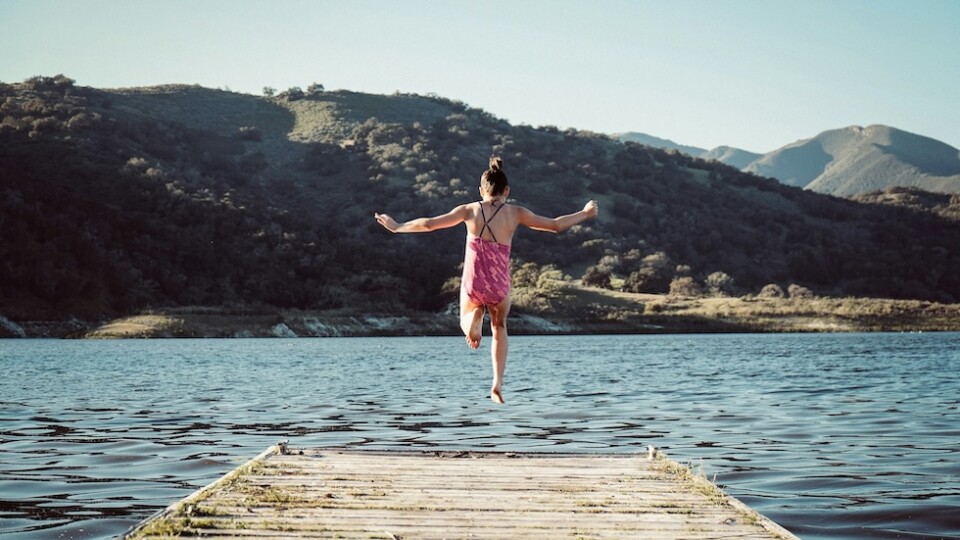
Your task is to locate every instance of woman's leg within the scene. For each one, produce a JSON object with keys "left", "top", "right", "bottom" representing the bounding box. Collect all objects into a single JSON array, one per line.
[
  {"left": 459, "top": 287, "right": 485, "bottom": 350},
  {"left": 487, "top": 296, "right": 511, "bottom": 404}
]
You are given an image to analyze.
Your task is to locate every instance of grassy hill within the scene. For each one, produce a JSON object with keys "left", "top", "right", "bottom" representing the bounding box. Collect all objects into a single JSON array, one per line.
[{"left": 3, "top": 75, "right": 960, "bottom": 333}]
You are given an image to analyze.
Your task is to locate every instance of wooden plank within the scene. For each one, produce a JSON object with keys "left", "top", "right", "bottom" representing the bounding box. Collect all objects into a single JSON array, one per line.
[{"left": 124, "top": 445, "right": 800, "bottom": 540}]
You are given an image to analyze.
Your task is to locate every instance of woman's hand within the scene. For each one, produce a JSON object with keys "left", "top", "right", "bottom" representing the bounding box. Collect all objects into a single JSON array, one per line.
[
  {"left": 374, "top": 213, "right": 400, "bottom": 232},
  {"left": 583, "top": 200, "right": 599, "bottom": 219}
]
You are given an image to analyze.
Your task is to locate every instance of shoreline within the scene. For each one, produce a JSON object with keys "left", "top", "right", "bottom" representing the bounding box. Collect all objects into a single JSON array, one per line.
[{"left": 5, "top": 290, "right": 960, "bottom": 338}]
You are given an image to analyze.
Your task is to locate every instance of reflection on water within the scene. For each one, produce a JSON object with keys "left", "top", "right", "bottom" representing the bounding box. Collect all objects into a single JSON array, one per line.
[{"left": 1, "top": 333, "right": 959, "bottom": 539}]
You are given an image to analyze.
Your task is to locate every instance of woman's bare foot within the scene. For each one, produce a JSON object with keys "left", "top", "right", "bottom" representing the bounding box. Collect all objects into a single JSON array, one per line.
[
  {"left": 490, "top": 386, "right": 504, "bottom": 404},
  {"left": 464, "top": 307, "right": 483, "bottom": 349}
]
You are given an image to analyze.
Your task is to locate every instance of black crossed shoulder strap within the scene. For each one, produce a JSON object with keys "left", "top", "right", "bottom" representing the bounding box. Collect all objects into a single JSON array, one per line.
[{"left": 478, "top": 201, "right": 506, "bottom": 243}]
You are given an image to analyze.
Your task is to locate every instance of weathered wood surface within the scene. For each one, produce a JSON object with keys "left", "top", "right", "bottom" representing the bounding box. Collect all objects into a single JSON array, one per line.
[{"left": 126, "top": 445, "right": 798, "bottom": 539}]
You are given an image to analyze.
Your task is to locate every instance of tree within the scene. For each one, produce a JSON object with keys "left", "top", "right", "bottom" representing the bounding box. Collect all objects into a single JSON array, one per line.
[
  {"left": 280, "top": 87, "right": 304, "bottom": 101},
  {"left": 581, "top": 265, "right": 612, "bottom": 289},
  {"left": 669, "top": 276, "right": 701, "bottom": 297},
  {"left": 758, "top": 283, "right": 785, "bottom": 298},
  {"left": 622, "top": 251, "right": 673, "bottom": 293},
  {"left": 307, "top": 82, "right": 325, "bottom": 95},
  {"left": 262, "top": 87, "right": 276, "bottom": 97},
  {"left": 704, "top": 271, "right": 734, "bottom": 296},
  {"left": 25, "top": 74, "right": 75, "bottom": 93},
  {"left": 512, "top": 262, "right": 541, "bottom": 288},
  {"left": 788, "top": 283, "right": 814, "bottom": 299}
]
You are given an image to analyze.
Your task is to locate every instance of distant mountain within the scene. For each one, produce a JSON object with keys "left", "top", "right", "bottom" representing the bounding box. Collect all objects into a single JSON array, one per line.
[
  {"left": 701, "top": 146, "right": 763, "bottom": 170},
  {"left": 615, "top": 132, "right": 707, "bottom": 157},
  {"left": 746, "top": 125, "right": 960, "bottom": 197},
  {"left": 615, "top": 133, "right": 762, "bottom": 171},
  {"left": 619, "top": 125, "right": 960, "bottom": 197}
]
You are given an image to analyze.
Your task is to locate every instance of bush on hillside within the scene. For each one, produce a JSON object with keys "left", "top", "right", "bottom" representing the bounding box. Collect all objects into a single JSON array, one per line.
[
  {"left": 758, "top": 283, "right": 786, "bottom": 298},
  {"left": 622, "top": 252, "right": 674, "bottom": 294},
  {"left": 582, "top": 264, "right": 612, "bottom": 289},
  {"left": 278, "top": 87, "right": 304, "bottom": 101},
  {"left": 705, "top": 271, "right": 735, "bottom": 296},
  {"left": 669, "top": 276, "right": 702, "bottom": 297},
  {"left": 787, "top": 283, "right": 815, "bottom": 299}
]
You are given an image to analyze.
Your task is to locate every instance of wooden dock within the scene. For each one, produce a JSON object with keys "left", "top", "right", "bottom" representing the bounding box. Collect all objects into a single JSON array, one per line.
[{"left": 125, "top": 444, "right": 798, "bottom": 539}]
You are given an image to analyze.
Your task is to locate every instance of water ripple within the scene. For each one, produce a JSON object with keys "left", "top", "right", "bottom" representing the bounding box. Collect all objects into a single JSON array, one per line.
[{"left": 1, "top": 333, "right": 959, "bottom": 539}]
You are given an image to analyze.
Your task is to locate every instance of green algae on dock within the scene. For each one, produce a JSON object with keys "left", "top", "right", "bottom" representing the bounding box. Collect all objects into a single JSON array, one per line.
[{"left": 125, "top": 444, "right": 798, "bottom": 539}]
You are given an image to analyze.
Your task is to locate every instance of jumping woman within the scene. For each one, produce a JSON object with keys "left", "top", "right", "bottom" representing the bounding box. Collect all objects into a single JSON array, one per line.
[{"left": 374, "top": 157, "right": 598, "bottom": 404}]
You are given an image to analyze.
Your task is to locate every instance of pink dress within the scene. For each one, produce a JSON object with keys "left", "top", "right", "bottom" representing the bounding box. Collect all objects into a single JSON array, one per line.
[{"left": 461, "top": 202, "right": 511, "bottom": 306}]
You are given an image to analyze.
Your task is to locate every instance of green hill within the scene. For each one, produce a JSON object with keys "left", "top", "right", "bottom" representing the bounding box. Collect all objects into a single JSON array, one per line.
[{"left": 2, "top": 75, "right": 960, "bottom": 329}]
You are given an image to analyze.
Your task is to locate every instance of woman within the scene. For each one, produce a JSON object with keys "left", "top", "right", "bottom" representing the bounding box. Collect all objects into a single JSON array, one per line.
[{"left": 375, "top": 157, "right": 598, "bottom": 404}]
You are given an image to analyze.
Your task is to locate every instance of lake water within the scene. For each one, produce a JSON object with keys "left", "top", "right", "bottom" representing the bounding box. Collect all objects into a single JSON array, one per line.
[{"left": 1, "top": 333, "right": 958, "bottom": 539}]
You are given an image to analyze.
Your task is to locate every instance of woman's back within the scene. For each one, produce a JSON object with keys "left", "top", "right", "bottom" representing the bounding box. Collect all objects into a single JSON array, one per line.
[{"left": 464, "top": 200, "right": 519, "bottom": 245}]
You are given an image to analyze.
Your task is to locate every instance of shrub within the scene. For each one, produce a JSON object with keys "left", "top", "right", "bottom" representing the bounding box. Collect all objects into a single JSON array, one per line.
[
  {"left": 788, "top": 283, "right": 814, "bottom": 299},
  {"left": 279, "top": 87, "right": 304, "bottom": 101},
  {"left": 66, "top": 111, "right": 99, "bottom": 130},
  {"left": 536, "top": 265, "right": 566, "bottom": 289},
  {"left": 622, "top": 251, "right": 673, "bottom": 293},
  {"left": 758, "top": 283, "right": 785, "bottom": 298},
  {"left": 669, "top": 276, "right": 702, "bottom": 297},
  {"left": 582, "top": 264, "right": 612, "bottom": 289},
  {"left": 645, "top": 302, "right": 664, "bottom": 313},
  {"left": 704, "top": 271, "right": 734, "bottom": 296},
  {"left": 31, "top": 116, "right": 60, "bottom": 133},
  {"left": 24, "top": 74, "right": 75, "bottom": 94},
  {"left": 512, "top": 262, "right": 541, "bottom": 288}
]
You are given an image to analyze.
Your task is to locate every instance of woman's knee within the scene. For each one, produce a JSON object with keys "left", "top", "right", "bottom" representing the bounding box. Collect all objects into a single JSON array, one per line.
[{"left": 489, "top": 309, "right": 509, "bottom": 329}]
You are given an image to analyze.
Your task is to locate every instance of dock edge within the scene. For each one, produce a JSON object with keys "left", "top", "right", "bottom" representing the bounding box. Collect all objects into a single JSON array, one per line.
[
  {"left": 121, "top": 442, "right": 283, "bottom": 539},
  {"left": 123, "top": 444, "right": 799, "bottom": 540}
]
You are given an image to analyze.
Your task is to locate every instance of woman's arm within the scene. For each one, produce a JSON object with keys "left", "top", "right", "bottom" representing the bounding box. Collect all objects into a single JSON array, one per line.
[
  {"left": 375, "top": 204, "right": 471, "bottom": 233},
  {"left": 518, "top": 200, "right": 598, "bottom": 233}
]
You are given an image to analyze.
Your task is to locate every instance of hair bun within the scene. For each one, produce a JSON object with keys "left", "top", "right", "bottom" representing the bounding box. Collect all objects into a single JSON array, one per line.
[{"left": 489, "top": 156, "right": 503, "bottom": 172}]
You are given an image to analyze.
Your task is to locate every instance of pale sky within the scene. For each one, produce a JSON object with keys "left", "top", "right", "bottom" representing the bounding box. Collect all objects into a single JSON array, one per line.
[{"left": 2, "top": 0, "right": 958, "bottom": 153}]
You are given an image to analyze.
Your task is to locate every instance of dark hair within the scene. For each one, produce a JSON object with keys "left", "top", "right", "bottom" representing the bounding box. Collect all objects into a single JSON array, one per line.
[{"left": 480, "top": 156, "right": 508, "bottom": 196}]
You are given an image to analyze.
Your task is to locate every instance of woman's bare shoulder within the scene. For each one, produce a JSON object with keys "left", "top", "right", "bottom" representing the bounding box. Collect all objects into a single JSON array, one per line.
[
  {"left": 509, "top": 204, "right": 535, "bottom": 218},
  {"left": 451, "top": 202, "right": 477, "bottom": 215}
]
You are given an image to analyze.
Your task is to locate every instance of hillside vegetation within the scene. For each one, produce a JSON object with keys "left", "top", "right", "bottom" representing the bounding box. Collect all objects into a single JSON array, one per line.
[{"left": 3, "top": 76, "right": 960, "bottom": 331}]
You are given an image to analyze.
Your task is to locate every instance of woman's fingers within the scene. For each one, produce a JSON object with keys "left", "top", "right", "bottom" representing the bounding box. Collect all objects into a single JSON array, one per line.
[{"left": 584, "top": 200, "right": 598, "bottom": 216}]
